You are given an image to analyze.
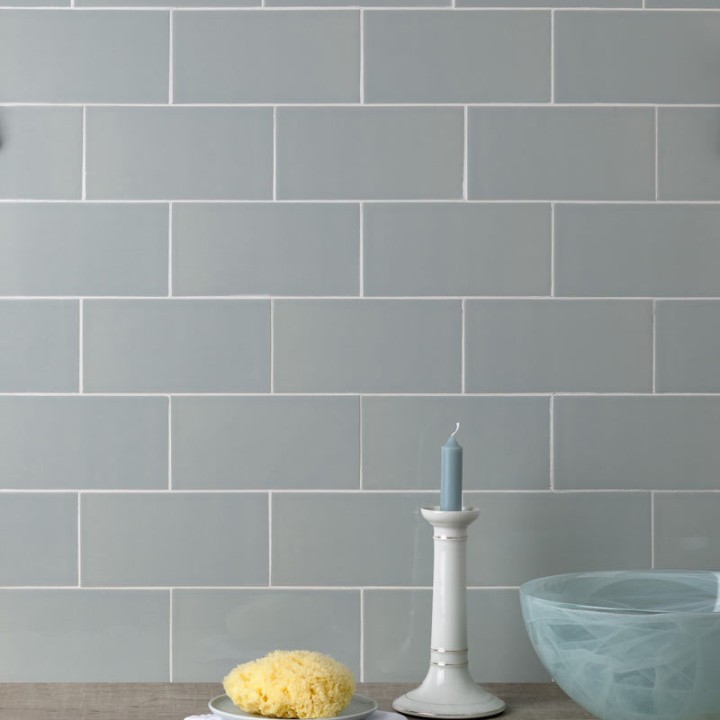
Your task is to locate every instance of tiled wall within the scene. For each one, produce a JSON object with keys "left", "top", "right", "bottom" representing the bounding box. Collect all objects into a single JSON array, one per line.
[{"left": 0, "top": 0, "right": 719, "bottom": 684}]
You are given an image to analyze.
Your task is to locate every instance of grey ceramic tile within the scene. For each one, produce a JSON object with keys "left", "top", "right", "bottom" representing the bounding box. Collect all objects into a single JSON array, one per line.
[
  {"left": 364, "top": 11, "right": 549, "bottom": 103},
  {"left": 658, "top": 109, "right": 720, "bottom": 200},
  {"left": 274, "top": 300, "right": 461, "bottom": 393},
  {"left": 173, "top": 590, "right": 360, "bottom": 681},
  {"left": 656, "top": 301, "right": 720, "bottom": 392},
  {"left": 0, "top": 397, "right": 167, "bottom": 490},
  {"left": 83, "top": 300, "right": 269, "bottom": 393},
  {"left": 0, "top": 301, "right": 78, "bottom": 392},
  {"left": 555, "top": 204, "right": 720, "bottom": 297},
  {"left": 654, "top": 494, "right": 720, "bottom": 570},
  {"left": 276, "top": 108, "right": 463, "bottom": 200},
  {"left": 458, "top": 0, "right": 638, "bottom": 4},
  {"left": 0, "top": 0, "right": 68, "bottom": 5},
  {"left": 362, "top": 397, "right": 549, "bottom": 490},
  {"left": 172, "top": 397, "right": 359, "bottom": 490},
  {"left": 468, "top": 108, "right": 654, "bottom": 200},
  {"left": 0, "top": 108, "right": 81, "bottom": 199},
  {"left": 172, "top": 203, "right": 358, "bottom": 297},
  {"left": 0, "top": 590, "right": 168, "bottom": 681},
  {"left": 363, "top": 203, "right": 550, "bottom": 297},
  {"left": 363, "top": 590, "right": 549, "bottom": 682},
  {"left": 0, "top": 11, "right": 167, "bottom": 103},
  {"left": 0, "top": 495, "right": 76, "bottom": 586},
  {"left": 647, "top": 0, "right": 720, "bottom": 7},
  {"left": 267, "top": 0, "right": 445, "bottom": 6},
  {"left": 465, "top": 492, "right": 651, "bottom": 586},
  {"left": 0, "top": 204, "right": 167, "bottom": 296},
  {"left": 174, "top": 11, "right": 359, "bottom": 103},
  {"left": 82, "top": 493, "right": 267, "bottom": 586},
  {"left": 79, "top": 0, "right": 256, "bottom": 7},
  {"left": 272, "top": 493, "right": 435, "bottom": 586},
  {"left": 86, "top": 108, "right": 272, "bottom": 200},
  {"left": 555, "top": 12, "right": 720, "bottom": 103},
  {"left": 555, "top": 397, "right": 720, "bottom": 491},
  {"left": 465, "top": 300, "right": 652, "bottom": 392}
]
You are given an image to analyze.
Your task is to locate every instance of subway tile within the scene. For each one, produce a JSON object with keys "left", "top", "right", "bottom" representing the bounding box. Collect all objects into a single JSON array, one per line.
[
  {"left": 79, "top": 0, "right": 257, "bottom": 7},
  {"left": 0, "top": 11, "right": 167, "bottom": 103},
  {"left": 363, "top": 590, "right": 549, "bottom": 682},
  {"left": 83, "top": 300, "right": 269, "bottom": 393},
  {"left": 272, "top": 493, "right": 435, "bottom": 586},
  {"left": 654, "top": 494, "right": 720, "bottom": 570},
  {"left": 458, "top": 0, "right": 638, "bottom": 5},
  {"left": 173, "top": 590, "right": 360, "bottom": 681},
  {"left": 276, "top": 108, "right": 463, "bottom": 200},
  {"left": 656, "top": 301, "right": 720, "bottom": 392},
  {"left": 468, "top": 108, "right": 654, "bottom": 200},
  {"left": 0, "top": 590, "right": 168, "bottom": 681},
  {"left": 465, "top": 300, "right": 652, "bottom": 392},
  {"left": 658, "top": 109, "right": 720, "bottom": 200},
  {"left": 82, "top": 494, "right": 268, "bottom": 586},
  {"left": 0, "top": 108, "right": 81, "bottom": 199},
  {"left": 273, "top": 300, "right": 461, "bottom": 393},
  {"left": 555, "top": 12, "right": 720, "bottom": 103},
  {"left": 364, "top": 11, "right": 549, "bottom": 103},
  {"left": 647, "top": 0, "right": 720, "bottom": 6},
  {"left": 267, "top": 0, "right": 446, "bottom": 6},
  {"left": 172, "top": 397, "right": 359, "bottom": 490},
  {"left": 0, "top": 495, "right": 76, "bottom": 586},
  {"left": 86, "top": 108, "right": 272, "bottom": 200},
  {"left": 555, "top": 204, "right": 720, "bottom": 297},
  {"left": 362, "top": 397, "right": 549, "bottom": 490},
  {"left": 174, "top": 11, "right": 359, "bottom": 103},
  {"left": 172, "top": 203, "right": 358, "bottom": 297},
  {"left": 0, "top": 0, "right": 69, "bottom": 5},
  {"left": 0, "top": 301, "right": 78, "bottom": 392},
  {"left": 555, "top": 397, "right": 720, "bottom": 491},
  {"left": 363, "top": 203, "right": 550, "bottom": 297},
  {"left": 0, "top": 204, "right": 167, "bottom": 296},
  {"left": 0, "top": 397, "right": 167, "bottom": 490}
]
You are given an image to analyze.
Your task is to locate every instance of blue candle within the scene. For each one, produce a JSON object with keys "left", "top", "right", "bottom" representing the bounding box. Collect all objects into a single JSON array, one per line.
[{"left": 440, "top": 423, "right": 463, "bottom": 511}]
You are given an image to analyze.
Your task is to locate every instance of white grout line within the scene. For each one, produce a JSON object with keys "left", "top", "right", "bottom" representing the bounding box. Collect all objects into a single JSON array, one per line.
[
  {"left": 78, "top": 299, "right": 84, "bottom": 393},
  {"left": 550, "top": 202, "right": 555, "bottom": 296},
  {"left": 168, "top": 203, "right": 173, "bottom": 296},
  {"left": 77, "top": 494, "right": 82, "bottom": 586},
  {"left": 168, "top": 11, "right": 174, "bottom": 104},
  {"left": 461, "top": 298, "right": 466, "bottom": 394},
  {"left": 168, "top": 396, "right": 173, "bottom": 490},
  {"left": 272, "top": 107, "right": 278, "bottom": 201},
  {"left": 652, "top": 300, "right": 657, "bottom": 393},
  {"left": 359, "top": 10, "right": 365, "bottom": 104},
  {"left": 169, "top": 588, "right": 174, "bottom": 681},
  {"left": 359, "top": 396, "right": 364, "bottom": 489},
  {"left": 270, "top": 299, "right": 275, "bottom": 394},
  {"left": 462, "top": 105, "right": 468, "bottom": 200},
  {"left": 359, "top": 589, "right": 365, "bottom": 682},
  {"left": 268, "top": 492, "right": 273, "bottom": 587},
  {"left": 1, "top": 5, "right": 716, "bottom": 11},
  {"left": 81, "top": 107, "right": 87, "bottom": 199},
  {"left": 654, "top": 106, "right": 660, "bottom": 200},
  {"left": 549, "top": 395, "right": 555, "bottom": 490},
  {"left": 650, "top": 492, "right": 655, "bottom": 568},
  {"left": 550, "top": 9, "right": 555, "bottom": 103},
  {"left": 359, "top": 203, "right": 364, "bottom": 297}
]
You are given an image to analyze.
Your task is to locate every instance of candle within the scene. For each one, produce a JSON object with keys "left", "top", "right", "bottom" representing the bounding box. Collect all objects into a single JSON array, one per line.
[{"left": 440, "top": 422, "right": 463, "bottom": 511}]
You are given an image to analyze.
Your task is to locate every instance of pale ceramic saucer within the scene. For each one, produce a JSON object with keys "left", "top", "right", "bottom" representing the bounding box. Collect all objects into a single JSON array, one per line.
[{"left": 209, "top": 693, "right": 378, "bottom": 720}]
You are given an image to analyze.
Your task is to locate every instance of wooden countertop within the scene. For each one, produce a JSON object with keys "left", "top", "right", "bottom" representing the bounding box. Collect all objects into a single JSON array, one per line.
[{"left": 0, "top": 682, "right": 593, "bottom": 720}]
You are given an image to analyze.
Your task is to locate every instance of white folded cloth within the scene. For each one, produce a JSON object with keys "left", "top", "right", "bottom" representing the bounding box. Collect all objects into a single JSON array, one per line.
[{"left": 191, "top": 710, "right": 405, "bottom": 720}]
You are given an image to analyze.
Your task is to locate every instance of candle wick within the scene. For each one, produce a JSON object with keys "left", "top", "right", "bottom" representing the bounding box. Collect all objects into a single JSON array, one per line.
[{"left": 451, "top": 422, "right": 460, "bottom": 437}]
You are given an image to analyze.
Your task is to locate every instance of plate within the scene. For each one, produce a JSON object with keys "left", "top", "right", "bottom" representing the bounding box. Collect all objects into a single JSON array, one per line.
[{"left": 209, "top": 693, "right": 378, "bottom": 720}]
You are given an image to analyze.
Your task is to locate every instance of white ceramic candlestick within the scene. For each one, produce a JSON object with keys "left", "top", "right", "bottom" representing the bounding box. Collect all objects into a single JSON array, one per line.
[{"left": 393, "top": 507, "right": 506, "bottom": 719}]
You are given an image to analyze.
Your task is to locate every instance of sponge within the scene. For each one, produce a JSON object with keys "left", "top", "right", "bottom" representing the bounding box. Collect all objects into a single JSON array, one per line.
[{"left": 223, "top": 650, "right": 356, "bottom": 719}]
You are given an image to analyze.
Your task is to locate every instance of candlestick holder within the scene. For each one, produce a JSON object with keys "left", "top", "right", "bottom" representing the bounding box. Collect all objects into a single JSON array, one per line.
[{"left": 393, "top": 507, "right": 506, "bottom": 719}]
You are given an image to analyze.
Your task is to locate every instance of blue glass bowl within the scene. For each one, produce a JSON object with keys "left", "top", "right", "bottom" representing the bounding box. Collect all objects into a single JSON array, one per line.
[{"left": 520, "top": 571, "right": 720, "bottom": 720}]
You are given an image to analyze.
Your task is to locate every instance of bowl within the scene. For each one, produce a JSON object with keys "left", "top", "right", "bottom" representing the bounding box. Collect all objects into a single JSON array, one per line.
[{"left": 520, "top": 571, "right": 720, "bottom": 720}]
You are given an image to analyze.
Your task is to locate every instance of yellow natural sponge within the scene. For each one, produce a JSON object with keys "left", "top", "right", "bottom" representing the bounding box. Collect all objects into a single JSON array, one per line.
[{"left": 223, "top": 650, "right": 356, "bottom": 719}]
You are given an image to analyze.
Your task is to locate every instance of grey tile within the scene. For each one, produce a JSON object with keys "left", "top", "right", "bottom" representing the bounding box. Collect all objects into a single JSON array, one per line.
[
  {"left": 0, "top": 11, "right": 168, "bottom": 103},
  {"left": 458, "top": 0, "right": 638, "bottom": 4},
  {"left": 82, "top": 493, "right": 268, "bottom": 586},
  {"left": 468, "top": 108, "right": 654, "bottom": 200},
  {"left": 364, "top": 11, "right": 549, "bottom": 103},
  {"left": 555, "top": 11, "right": 720, "bottom": 103},
  {"left": 172, "top": 397, "right": 359, "bottom": 490},
  {"left": 83, "top": 300, "right": 269, "bottom": 393},
  {"left": 0, "top": 590, "right": 168, "bottom": 681},
  {"left": 363, "top": 203, "right": 550, "bottom": 297},
  {"left": 0, "top": 0, "right": 68, "bottom": 5},
  {"left": 465, "top": 300, "right": 652, "bottom": 392},
  {"left": 274, "top": 300, "right": 461, "bottom": 393},
  {"left": 174, "top": 11, "right": 359, "bottom": 103},
  {"left": 272, "top": 493, "right": 435, "bottom": 586},
  {"left": 658, "top": 109, "right": 720, "bottom": 200},
  {"left": 0, "top": 495, "right": 76, "bottom": 586},
  {"left": 647, "top": 0, "right": 720, "bottom": 7},
  {"left": 0, "top": 204, "right": 167, "bottom": 296},
  {"left": 0, "top": 397, "right": 167, "bottom": 490},
  {"left": 363, "top": 590, "right": 549, "bottom": 682},
  {"left": 556, "top": 397, "right": 720, "bottom": 491},
  {"left": 656, "top": 301, "right": 720, "bottom": 392},
  {"left": 172, "top": 203, "right": 358, "bottom": 297},
  {"left": 362, "top": 397, "right": 549, "bottom": 490},
  {"left": 655, "top": 494, "right": 720, "bottom": 570},
  {"left": 0, "top": 108, "right": 81, "bottom": 199},
  {"left": 555, "top": 204, "right": 720, "bottom": 297},
  {"left": 173, "top": 590, "right": 360, "bottom": 681},
  {"left": 0, "top": 301, "right": 78, "bottom": 392},
  {"left": 276, "top": 108, "right": 463, "bottom": 200},
  {"left": 267, "top": 0, "right": 446, "bottom": 6},
  {"left": 465, "top": 492, "right": 651, "bottom": 585},
  {"left": 86, "top": 108, "right": 272, "bottom": 200},
  {"left": 79, "top": 0, "right": 257, "bottom": 7}
]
